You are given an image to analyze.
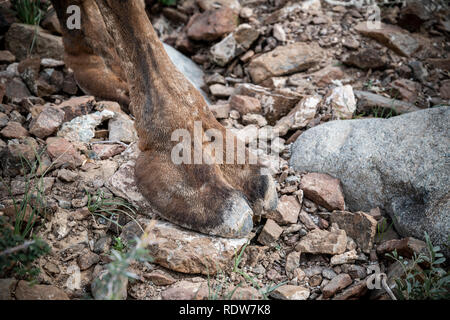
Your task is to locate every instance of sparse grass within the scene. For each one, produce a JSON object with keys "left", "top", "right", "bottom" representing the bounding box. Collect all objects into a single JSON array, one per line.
[
  {"left": 205, "top": 242, "right": 288, "bottom": 300},
  {"left": 87, "top": 190, "right": 144, "bottom": 233},
  {"left": 376, "top": 218, "right": 394, "bottom": 242},
  {"left": 158, "top": 0, "right": 177, "bottom": 6},
  {"left": 0, "top": 149, "right": 52, "bottom": 281},
  {"left": 354, "top": 106, "right": 398, "bottom": 119},
  {"left": 0, "top": 217, "right": 50, "bottom": 281},
  {"left": 11, "top": 0, "right": 48, "bottom": 25},
  {"left": 1, "top": 149, "right": 51, "bottom": 239},
  {"left": 386, "top": 232, "right": 450, "bottom": 300}
]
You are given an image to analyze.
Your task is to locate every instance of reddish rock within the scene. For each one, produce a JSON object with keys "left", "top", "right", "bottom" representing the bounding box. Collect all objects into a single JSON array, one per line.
[
  {"left": 298, "top": 210, "right": 318, "bottom": 230},
  {"left": 376, "top": 237, "right": 427, "bottom": 259},
  {"left": 390, "top": 79, "right": 420, "bottom": 103},
  {"left": 146, "top": 270, "right": 176, "bottom": 286},
  {"left": 29, "top": 106, "right": 65, "bottom": 138},
  {"left": 0, "top": 83, "right": 5, "bottom": 103},
  {"left": 274, "top": 96, "right": 320, "bottom": 136},
  {"left": 187, "top": 8, "right": 238, "bottom": 41},
  {"left": 440, "top": 80, "right": 450, "bottom": 100},
  {"left": 0, "top": 279, "right": 17, "bottom": 300},
  {"left": 355, "top": 22, "right": 420, "bottom": 57},
  {"left": 0, "top": 112, "right": 8, "bottom": 128},
  {"left": 209, "top": 84, "right": 235, "bottom": 98},
  {"left": 18, "top": 57, "right": 58, "bottom": 97},
  {"left": 368, "top": 207, "right": 383, "bottom": 220},
  {"left": 5, "top": 23, "right": 63, "bottom": 61},
  {"left": 77, "top": 249, "right": 100, "bottom": 270},
  {"left": 15, "top": 281, "right": 69, "bottom": 300},
  {"left": 0, "top": 50, "right": 15, "bottom": 63},
  {"left": 62, "top": 71, "right": 78, "bottom": 95},
  {"left": 234, "top": 83, "right": 301, "bottom": 124},
  {"left": 57, "top": 96, "right": 95, "bottom": 122},
  {"left": 121, "top": 219, "right": 247, "bottom": 275},
  {"left": 330, "top": 211, "right": 377, "bottom": 253},
  {"left": 46, "top": 137, "right": 83, "bottom": 168},
  {"left": 2, "top": 77, "right": 31, "bottom": 100},
  {"left": 161, "top": 280, "right": 209, "bottom": 300},
  {"left": 230, "top": 286, "right": 262, "bottom": 300},
  {"left": 311, "top": 65, "right": 345, "bottom": 87},
  {"left": 300, "top": 173, "right": 345, "bottom": 211},
  {"left": 343, "top": 48, "right": 387, "bottom": 70},
  {"left": 209, "top": 103, "right": 230, "bottom": 119},
  {"left": 0, "top": 137, "right": 38, "bottom": 176},
  {"left": 295, "top": 227, "right": 347, "bottom": 255},
  {"left": 248, "top": 42, "right": 324, "bottom": 83},
  {"left": 426, "top": 58, "right": 450, "bottom": 72},
  {"left": 267, "top": 195, "right": 300, "bottom": 225},
  {"left": 285, "top": 251, "right": 301, "bottom": 278},
  {"left": 322, "top": 273, "right": 352, "bottom": 299},
  {"left": 0, "top": 121, "right": 28, "bottom": 139},
  {"left": 257, "top": 219, "right": 283, "bottom": 246},
  {"left": 333, "top": 280, "right": 368, "bottom": 300},
  {"left": 230, "top": 95, "right": 262, "bottom": 115}
]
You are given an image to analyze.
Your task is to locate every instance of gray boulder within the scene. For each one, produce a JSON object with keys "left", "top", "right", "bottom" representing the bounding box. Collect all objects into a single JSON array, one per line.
[
  {"left": 290, "top": 107, "right": 449, "bottom": 255},
  {"left": 163, "top": 43, "right": 210, "bottom": 104}
]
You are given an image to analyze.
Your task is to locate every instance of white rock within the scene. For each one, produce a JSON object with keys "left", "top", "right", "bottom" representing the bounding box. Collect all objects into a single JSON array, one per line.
[
  {"left": 57, "top": 110, "right": 114, "bottom": 144},
  {"left": 327, "top": 85, "right": 357, "bottom": 119},
  {"left": 330, "top": 249, "right": 359, "bottom": 265},
  {"left": 270, "top": 285, "right": 310, "bottom": 300},
  {"left": 273, "top": 24, "right": 286, "bottom": 42}
]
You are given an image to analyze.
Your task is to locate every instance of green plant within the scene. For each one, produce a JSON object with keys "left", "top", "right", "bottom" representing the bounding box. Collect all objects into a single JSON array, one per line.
[
  {"left": 204, "top": 242, "right": 289, "bottom": 300},
  {"left": 1, "top": 148, "right": 53, "bottom": 240},
  {"left": 87, "top": 190, "right": 144, "bottom": 233},
  {"left": 93, "top": 234, "right": 152, "bottom": 300},
  {"left": 158, "top": 0, "right": 177, "bottom": 6},
  {"left": 12, "top": 154, "right": 48, "bottom": 238},
  {"left": 111, "top": 237, "right": 125, "bottom": 253},
  {"left": 364, "top": 79, "right": 374, "bottom": 90},
  {"left": 376, "top": 218, "right": 394, "bottom": 242},
  {"left": 0, "top": 217, "right": 50, "bottom": 280},
  {"left": 386, "top": 232, "right": 450, "bottom": 300},
  {"left": 11, "top": 0, "right": 48, "bottom": 25}
]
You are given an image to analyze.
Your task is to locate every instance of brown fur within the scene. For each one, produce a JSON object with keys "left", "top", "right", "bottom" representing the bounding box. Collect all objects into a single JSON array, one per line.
[
  {"left": 51, "top": 0, "right": 275, "bottom": 236},
  {"left": 52, "top": 0, "right": 130, "bottom": 106}
]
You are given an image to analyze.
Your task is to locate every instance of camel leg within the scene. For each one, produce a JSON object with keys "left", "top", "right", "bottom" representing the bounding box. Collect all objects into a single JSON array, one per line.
[
  {"left": 51, "top": 0, "right": 130, "bottom": 106},
  {"left": 52, "top": 0, "right": 277, "bottom": 238}
]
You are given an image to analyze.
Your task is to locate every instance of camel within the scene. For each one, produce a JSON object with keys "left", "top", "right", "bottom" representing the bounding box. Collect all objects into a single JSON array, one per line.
[{"left": 50, "top": 0, "right": 277, "bottom": 238}]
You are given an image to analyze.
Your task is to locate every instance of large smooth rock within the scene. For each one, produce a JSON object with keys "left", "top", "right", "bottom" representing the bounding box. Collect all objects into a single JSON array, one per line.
[
  {"left": 120, "top": 219, "right": 248, "bottom": 276},
  {"left": 290, "top": 107, "right": 450, "bottom": 255},
  {"left": 163, "top": 43, "right": 210, "bottom": 103}
]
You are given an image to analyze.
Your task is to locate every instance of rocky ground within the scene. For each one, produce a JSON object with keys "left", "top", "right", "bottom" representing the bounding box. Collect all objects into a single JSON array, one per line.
[{"left": 0, "top": 0, "right": 449, "bottom": 300}]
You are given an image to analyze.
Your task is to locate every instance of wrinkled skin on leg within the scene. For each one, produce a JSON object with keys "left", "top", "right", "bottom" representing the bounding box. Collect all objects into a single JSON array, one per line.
[{"left": 51, "top": 0, "right": 277, "bottom": 238}]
